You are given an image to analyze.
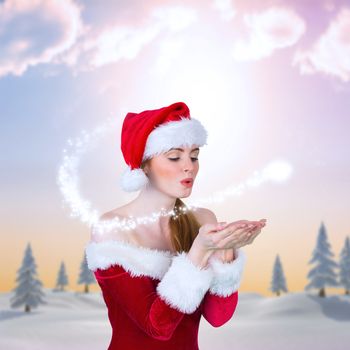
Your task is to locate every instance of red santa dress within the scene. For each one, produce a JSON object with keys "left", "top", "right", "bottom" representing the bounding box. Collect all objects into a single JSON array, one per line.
[{"left": 85, "top": 238, "right": 247, "bottom": 350}]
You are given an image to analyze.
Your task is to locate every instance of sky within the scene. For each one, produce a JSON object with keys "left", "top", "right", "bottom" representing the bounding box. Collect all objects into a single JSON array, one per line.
[{"left": 0, "top": 0, "right": 350, "bottom": 295}]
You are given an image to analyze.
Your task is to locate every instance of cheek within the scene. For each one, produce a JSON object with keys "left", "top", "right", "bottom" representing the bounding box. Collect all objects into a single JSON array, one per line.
[{"left": 156, "top": 165, "right": 178, "bottom": 180}]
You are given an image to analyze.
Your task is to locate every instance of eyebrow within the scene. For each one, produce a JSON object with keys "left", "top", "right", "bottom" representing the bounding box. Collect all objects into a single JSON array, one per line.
[{"left": 167, "top": 147, "right": 200, "bottom": 153}]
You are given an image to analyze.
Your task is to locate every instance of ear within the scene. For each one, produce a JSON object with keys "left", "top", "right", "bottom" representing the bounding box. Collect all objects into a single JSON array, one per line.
[
  {"left": 143, "top": 164, "right": 148, "bottom": 174},
  {"left": 141, "top": 158, "right": 153, "bottom": 178},
  {"left": 142, "top": 163, "right": 150, "bottom": 177}
]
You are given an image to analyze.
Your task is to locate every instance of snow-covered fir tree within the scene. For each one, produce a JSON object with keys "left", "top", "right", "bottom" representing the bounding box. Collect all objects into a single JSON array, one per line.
[
  {"left": 338, "top": 236, "right": 350, "bottom": 295},
  {"left": 77, "top": 251, "right": 96, "bottom": 293},
  {"left": 270, "top": 254, "right": 288, "bottom": 296},
  {"left": 55, "top": 261, "right": 69, "bottom": 291},
  {"left": 10, "top": 243, "right": 46, "bottom": 312},
  {"left": 305, "top": 221, "right": 338, "bottom": 297}
]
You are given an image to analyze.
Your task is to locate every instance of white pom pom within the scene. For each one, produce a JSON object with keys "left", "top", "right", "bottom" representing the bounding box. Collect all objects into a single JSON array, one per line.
[{"left": 120, "top": 166, "right": 149, "bottom": 192}]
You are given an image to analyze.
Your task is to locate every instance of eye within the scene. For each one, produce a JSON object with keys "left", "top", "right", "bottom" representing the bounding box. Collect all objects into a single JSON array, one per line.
[{"left": 168, "top": 157, "right": 198, "bottom": 162}]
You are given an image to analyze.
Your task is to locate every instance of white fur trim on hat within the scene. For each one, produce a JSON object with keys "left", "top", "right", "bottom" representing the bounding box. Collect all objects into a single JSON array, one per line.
[
  {"left": 156, "top": 251, "right": 214, "bottom": 314},
  {"left": 119, "top": 165, "right": 149, "bottom": 192},
  {"left": 207, "top": 248, "right": 247, "bottom": 297},
  {"left": 142, "top": 117, "right": 208, "bottom": 161}
]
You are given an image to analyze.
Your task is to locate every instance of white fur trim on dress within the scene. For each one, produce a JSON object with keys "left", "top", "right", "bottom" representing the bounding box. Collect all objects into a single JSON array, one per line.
[
  {"left": 142, "top": 117, "right": 208, "bottom": 160},
  {"left": 85, "top": 239, "right": 173, "bottom": 280},
  {"left": 119, "top": 166, "right": 149, "bottom": 192},
  {"left": 207, "top": 248, "right": 247, "bottom": 297},
  {"left": 156, "top": 251, "right": 214, "bottom": 314}
]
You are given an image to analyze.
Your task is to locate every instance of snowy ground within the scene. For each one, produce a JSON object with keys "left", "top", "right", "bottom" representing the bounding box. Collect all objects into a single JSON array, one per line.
[{"left": 0, "top": 289, "right": 349, "bottom": 350}]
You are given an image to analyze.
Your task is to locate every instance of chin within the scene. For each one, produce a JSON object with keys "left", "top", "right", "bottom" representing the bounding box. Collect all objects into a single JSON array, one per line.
[
  {"left": 179, "top": 189, "right": 192, "bottom": 198},
  {"left": 179, "top": 194, "right": 191, "bottom": 199}
]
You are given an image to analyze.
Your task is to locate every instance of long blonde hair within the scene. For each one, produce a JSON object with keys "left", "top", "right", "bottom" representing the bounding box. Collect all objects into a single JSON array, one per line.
[{"left": 141, "top": 159, "right": 201, "bottom": 253}]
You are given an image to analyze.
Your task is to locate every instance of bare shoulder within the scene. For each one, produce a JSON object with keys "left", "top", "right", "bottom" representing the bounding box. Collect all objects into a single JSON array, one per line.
[
  {"left": 90, "top": 209, "right": 128, "bottom": 243},
  {"left": 192, "top": 207, "right": 218, "bottom": 226}
]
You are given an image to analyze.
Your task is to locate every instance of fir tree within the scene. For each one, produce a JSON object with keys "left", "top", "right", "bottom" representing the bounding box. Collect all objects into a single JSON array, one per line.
[
  {"left": 10, "top": 243, "right": 46, "bottom": 312},
  {"left": 55, "top": 261, "right": 69, "bottom": 291},
  {"left": 339, "top": 236, "right": 350, "bottom": 295},
  {"left": 270, "top": 254, "right": 288, "bottom": 296},
  {"left": 305, "top": 221, "right": 338, "bottom": 297},
  {"left": 77, "top": 251, "right": 95, "bottom": 293}
]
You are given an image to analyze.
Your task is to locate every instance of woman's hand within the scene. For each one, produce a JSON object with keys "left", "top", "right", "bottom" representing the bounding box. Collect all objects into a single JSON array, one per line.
[
  {"left": 206, "top": 219, "right": 267, "bottom": 262},
  {"left": 188, "top": 219, "right": 266, "bottom": 267}
]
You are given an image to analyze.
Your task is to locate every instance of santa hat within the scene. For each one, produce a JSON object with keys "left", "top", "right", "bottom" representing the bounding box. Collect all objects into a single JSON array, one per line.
[{"left": 119, "top": 101, "right": 208, "bottom": 192}]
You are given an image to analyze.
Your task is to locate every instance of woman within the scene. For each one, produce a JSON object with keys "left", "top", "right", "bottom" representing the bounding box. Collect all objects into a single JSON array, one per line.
[{"left": 85, "top": 101, "right": 266, "bottom": 349}]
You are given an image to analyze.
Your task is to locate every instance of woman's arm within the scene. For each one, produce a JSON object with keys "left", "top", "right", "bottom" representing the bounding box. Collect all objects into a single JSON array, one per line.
[
  {"left": 201, "top": 248, "right": 246, "bottom": 327},
  {"left": 194, "top": 208, "right": 247, "bottom": 327}
]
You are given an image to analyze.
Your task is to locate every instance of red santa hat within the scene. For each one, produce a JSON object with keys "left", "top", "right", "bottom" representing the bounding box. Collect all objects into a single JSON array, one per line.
[{"left": 119, "top": 101, "right": 208, "bottom": 192}]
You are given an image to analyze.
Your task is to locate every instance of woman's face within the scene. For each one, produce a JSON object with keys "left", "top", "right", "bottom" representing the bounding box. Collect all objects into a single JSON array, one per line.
[{"left": 144, "top": 145, "right": 200, "bottom": 198}]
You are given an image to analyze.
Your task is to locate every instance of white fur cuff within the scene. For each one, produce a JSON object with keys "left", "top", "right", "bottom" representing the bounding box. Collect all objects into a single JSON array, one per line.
[
  {"left": 207, "top": 248, "right": 247, "bottom": 297},
  {"left": 156, "top": 251, "right": 214, "bottom": 314}
]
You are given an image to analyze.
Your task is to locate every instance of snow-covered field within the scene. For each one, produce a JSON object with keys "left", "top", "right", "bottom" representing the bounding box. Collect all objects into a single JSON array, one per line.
[{"left": 0, "top": 289, "right": 349, "bottom": 350}]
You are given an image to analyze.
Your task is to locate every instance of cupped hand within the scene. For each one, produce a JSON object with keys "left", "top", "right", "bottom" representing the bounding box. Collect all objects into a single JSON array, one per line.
[
  {"left": 209, "top": 219, "right": 267, "bottom": 261},
  {"left": 196, "top": 219, "right": 266, "bottom": 258},
  {"left": 190, "top": 219, "right": 267, "bottom": 266}
]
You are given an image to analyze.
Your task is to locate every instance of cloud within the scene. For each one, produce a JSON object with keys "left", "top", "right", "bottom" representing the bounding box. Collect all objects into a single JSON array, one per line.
[
  {"left": 56, "top": 5, "right": 197, "bottom": 73},
  {"left": 212, "top": 0, "right": 236, "bottom": 21},
  {"left": 231, "top": 7, "right": 306, "bottom": 61},
  {"left": 293, "top": 7, "right": 350, "bottom": 82},
  {"left": 0, "top": 1, "right": 196, "bottom": 77},
  {"left": 0, "top": 0, "right": 85, "bottom": 78}
]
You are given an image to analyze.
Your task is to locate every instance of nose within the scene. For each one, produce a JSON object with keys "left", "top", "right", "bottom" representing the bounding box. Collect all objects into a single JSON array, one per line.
[{"left": 183, "top": 156, "right": 196, "bottom": 173}]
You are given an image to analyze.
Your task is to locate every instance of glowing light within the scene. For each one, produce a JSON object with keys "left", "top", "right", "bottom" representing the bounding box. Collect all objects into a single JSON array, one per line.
[
  {"left": 262, "top": 159, "right": 293, "bottom": 182},
  {"left": 191, "top": 160, "right": 293, "bottom": 207},
  {"left": 57, "top": 121, "right": 294, "bottom": 235}
]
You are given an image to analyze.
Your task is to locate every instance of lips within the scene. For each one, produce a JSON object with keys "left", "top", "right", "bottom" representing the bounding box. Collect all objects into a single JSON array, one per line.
[{"left": 180, "top": 178, "right": 193, "bottom": 187}]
